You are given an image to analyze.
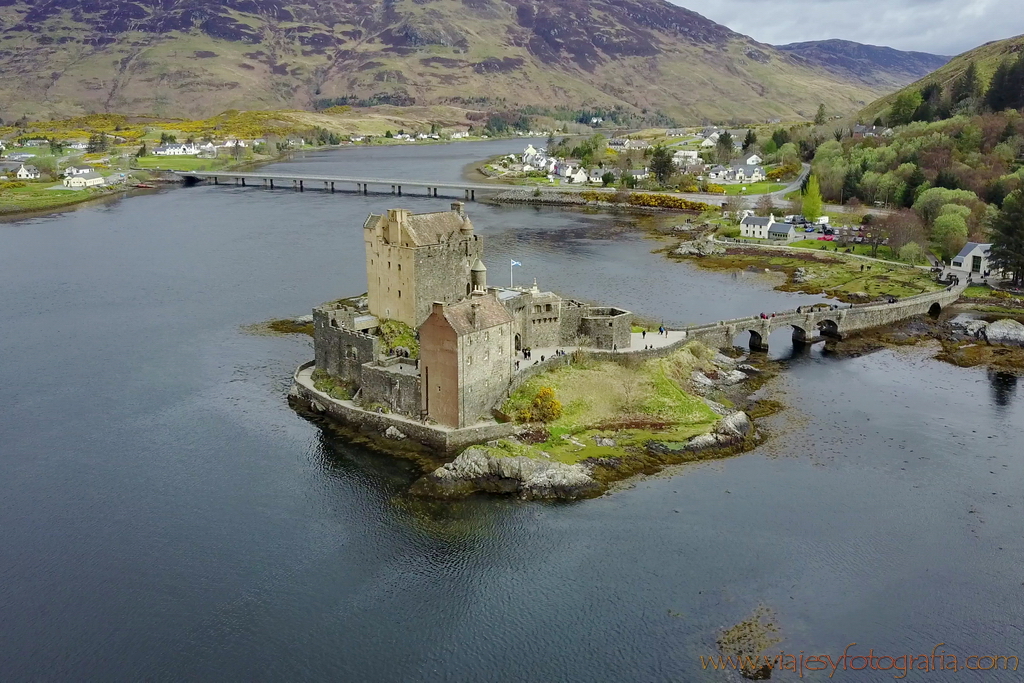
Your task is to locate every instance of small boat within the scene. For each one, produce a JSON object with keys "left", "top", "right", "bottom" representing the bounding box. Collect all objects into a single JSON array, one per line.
[{"left": 134, "top": 183, "right": 155, "bottom": 188}]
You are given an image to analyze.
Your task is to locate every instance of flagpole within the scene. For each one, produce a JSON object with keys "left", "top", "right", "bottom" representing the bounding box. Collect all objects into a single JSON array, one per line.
[{"left": 510, "top": 259, "right": 514, "bottom": 288}]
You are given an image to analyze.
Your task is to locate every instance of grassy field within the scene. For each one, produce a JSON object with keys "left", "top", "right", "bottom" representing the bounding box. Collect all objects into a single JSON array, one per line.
[
  {"left": 131, "top": 155, "right": 238, "bottom": 171},
  {"left": 0, "top": 182, "right": 119, "bottom": 215},
  {"left": 683, "top": 247, "right": 942, "bottom": 300},
  {"left": 786, "top": 238, "right": 915, "bottom": 263},
  {"left": 497, "top": 344, "right": 721, "bottom": 464},
  {"left": 723, "top": 182, "right": 786, "bottom": 196}
]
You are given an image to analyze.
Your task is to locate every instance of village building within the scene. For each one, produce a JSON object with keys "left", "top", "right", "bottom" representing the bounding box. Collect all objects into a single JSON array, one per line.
[
  {"left": 14, "top": 164, "right": 41, "bottom": 180},
  {"left": 740, "top": 214, "right": 777, "bottom": 239},
  {"left": 951, "top": 242, "right": 994, "bottom": 277},
  {"left": 153, "top": 142, "right": 199, "bottom": 156},
  {"left": 310, "top": 204, "right": 634, "bottom": 429},
  {"left": 767, "top": 222, "right": 797, "bottom": 243},
  {"left": 62, "top": 170, "right": 105, "bottom": 188}
]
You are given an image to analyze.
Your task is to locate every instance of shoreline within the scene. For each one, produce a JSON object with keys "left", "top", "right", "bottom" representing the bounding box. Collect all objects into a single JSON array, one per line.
[{"left": 287, "top": 339, "right": 780, "bottom": 502}]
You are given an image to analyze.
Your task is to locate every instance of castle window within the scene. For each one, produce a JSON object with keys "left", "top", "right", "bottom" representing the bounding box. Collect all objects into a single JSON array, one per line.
[
  {"left": 388, "top": 261, "right": 391, "bottom": 268},
  {"left": 467, "top": 356, "right": 472, "bottom": 365},
  {"left": 545, "top": 304, "right": 552, "bottom": 312},
  {"left": 534, "top": 305, "right": 541, "bottom": 313},
  {"left": 397, "top": 264, "right": 402, "bottom": 271},
  {"left": 398, "top": 290, "right": 401, "bottom": 298}
]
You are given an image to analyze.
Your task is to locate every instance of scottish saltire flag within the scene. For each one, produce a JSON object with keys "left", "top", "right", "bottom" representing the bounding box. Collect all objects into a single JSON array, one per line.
[{"left": 511, "top": 259, "right": 522, "bottom": 267}]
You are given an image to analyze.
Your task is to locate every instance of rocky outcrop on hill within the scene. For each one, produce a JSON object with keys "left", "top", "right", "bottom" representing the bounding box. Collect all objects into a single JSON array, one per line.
[{"left": 412, "top": 447, "right": 601, "bottom": 500}]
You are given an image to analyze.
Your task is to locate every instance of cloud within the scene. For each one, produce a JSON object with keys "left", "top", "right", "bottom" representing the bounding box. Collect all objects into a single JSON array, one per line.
[{"left": 674, "top": 0, "right": 1024, "bottom": 55}]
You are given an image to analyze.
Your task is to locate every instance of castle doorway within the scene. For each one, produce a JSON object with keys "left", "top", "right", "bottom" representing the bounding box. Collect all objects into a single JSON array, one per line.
[{"left": 515, "top": 333, "right": 522, "bottom": 351}]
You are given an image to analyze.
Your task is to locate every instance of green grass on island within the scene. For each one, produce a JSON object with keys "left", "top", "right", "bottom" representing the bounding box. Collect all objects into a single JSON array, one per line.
[
  {"left": 679, "top": 247, "right": 943, "bottom": 301},
  {"left": 494, "top": 343, "right": 722, "bottom": 465}
]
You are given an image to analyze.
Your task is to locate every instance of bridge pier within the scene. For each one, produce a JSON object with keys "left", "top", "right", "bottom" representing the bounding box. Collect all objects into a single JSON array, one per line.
[
  {"left": 392, "top": 185, "right": 396, "bottom": 195},
  {"left": 269, "top": 179, "right": 274, "bottom": 189},
  {"left": 241, "top": 178, "right": 246, "bottom": 187},
  {"left": 330, "top": 181, "right": 334, "bottom": 193},
  {"left": 398, "top": 185, "right": 402, "bottom": 196},
  {"left": 433, "top": 187, "right": 438, "bottom": 197},
  {"left": 300, "top": 180, "right": 304, "bottom": 192},
  {"left": 213, "top": 177, "right": 218, "bottom": 185}
]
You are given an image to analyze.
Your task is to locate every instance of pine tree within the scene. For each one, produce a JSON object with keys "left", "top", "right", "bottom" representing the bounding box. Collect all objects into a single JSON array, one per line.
[
  {"left": 989, "top": 189, "right": 1024, "bottom": 285},
  {"left": 814, "top": 104, "right": 826, "bottom": 125},
  {"left": 903, "top": 165, "right": 926, "bottom": 208},
  {"left": 742, "top": 129, "right": 757, "bottom": 151},
  {"left": 951, "top": 61, "right": 979, "bottom": 104},
  {"left": 802, "top": 175, "right": 824, "bottom": 221},
  {"left": 649, "top": 145, "right": 674, "bottom": 185}
]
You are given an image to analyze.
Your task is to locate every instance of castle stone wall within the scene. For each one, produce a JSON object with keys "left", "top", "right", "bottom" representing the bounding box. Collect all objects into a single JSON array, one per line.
[
  {"left": 360, "top": 362, "right": 421, "bottom": 417},
  {"left": 313, "top": 308, "right": 380, "bottom": 384}
]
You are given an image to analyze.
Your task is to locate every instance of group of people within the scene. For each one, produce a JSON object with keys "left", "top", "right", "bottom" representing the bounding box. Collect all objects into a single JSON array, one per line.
[{"left": 638, "top": 323, "right": 671, "bottom": 339}]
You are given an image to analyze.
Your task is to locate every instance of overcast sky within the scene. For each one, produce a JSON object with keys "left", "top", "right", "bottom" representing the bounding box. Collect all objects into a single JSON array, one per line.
[{"left": 675, "top": 0, "right": 1024, "bottom": 56}]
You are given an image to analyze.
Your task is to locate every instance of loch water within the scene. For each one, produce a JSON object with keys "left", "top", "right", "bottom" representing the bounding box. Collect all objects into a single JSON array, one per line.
[{"left": 1, "top": 140, "right": 1021, "bottom": 681}]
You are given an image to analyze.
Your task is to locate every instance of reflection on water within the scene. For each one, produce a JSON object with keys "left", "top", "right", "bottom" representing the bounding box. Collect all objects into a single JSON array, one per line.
[
  {"left": 0, "top": 141, "right": 1022, "bottom": 680},
  {"left": 988, "top": 370, "right": 1018, "bottom": 408}
]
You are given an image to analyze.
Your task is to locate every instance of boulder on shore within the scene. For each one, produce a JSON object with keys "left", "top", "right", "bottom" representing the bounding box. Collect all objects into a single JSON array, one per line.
[
  {"left": 673, "top": 239, "right": 725, "bottom": 257},
  {"left": 982, "top": 319, "right": 1024, "bottom": 347},
  {"left": 669, "top": 411, "right": 753, "bottom": 452},
  {"left": 413, "top": 447, "right": 602, "bottom": 500}
]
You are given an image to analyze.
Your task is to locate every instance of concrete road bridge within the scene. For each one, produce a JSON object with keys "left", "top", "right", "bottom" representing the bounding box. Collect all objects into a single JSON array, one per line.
[
  {"left": 679, "top": 283, "right": 966, "bottom": 351},
  {"left": 174, "top": 166, "right": 892, "bottom": 216}
]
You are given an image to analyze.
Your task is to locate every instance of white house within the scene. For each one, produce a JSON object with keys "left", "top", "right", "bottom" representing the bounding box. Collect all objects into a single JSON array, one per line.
[
  {"left": 16, "top": 164, "right": 41, "bottom": 180},
  {"left": 731, "top": 165, "right": 765, "bottom": 182},
  {"left": 700, "top": 136, "right": 718, "bottom": 148},
  {"left": 523, "top": 144, "right": 538, "bottom": 158},
  {"left": 63, "top": 165, "right": 94, "bottom": 177},
  {"left": 740, "top": 214, "right": 777, "bottom": 239},
  {"left": 707, "top": 165, "right": 730, "bottom": 180},
  {"left": 951, "top": 242, "right": 993, "bottom": 277},
  {"left": 567, "top": 168, "right": 589, "bottom": 184},
  {"left": 67, "top": 141, "right": 89, "bottom": 150},
  {"left": 62, "top": 170, "right": 105, "bottom": 188},
  {"left": 589, "top": 168, "right": 605, "bottom": 183},
  {"left": 744, "top": 154, "right": 762, "bottom": 165},
  {"left": 673, "top": 150, "right": 699, "bottom": 166},
  {"left": 153, "top": 142, "right": 199, "bottom": 156}
]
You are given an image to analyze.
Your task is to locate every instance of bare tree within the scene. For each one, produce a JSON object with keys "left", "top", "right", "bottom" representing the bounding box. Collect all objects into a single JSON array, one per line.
[
  {"left": 878, "top": 209, "right": 926, "bottom": 257},
  {"left": 755, "top": 193, "right": 776, "bottom": 217}
]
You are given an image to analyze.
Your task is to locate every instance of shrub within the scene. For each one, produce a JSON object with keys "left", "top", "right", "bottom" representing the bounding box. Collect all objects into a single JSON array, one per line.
[
  {"left": 311, "top": 369, "right": 354, "bottom": 400},
  {"left": 530, "top": 387, "right": 562, "bottom": 423}
]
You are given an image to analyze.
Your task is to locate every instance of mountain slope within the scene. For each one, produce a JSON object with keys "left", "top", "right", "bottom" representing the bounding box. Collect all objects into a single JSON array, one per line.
[
  {"left": 859, "top": 33, "right": 1024, "bottom": 122},
  {"left": 775, "top": 39, "right": 949, "bottom": 89},
  {"left": 0, "top": 0, "right": 894, "bottom": 122}
]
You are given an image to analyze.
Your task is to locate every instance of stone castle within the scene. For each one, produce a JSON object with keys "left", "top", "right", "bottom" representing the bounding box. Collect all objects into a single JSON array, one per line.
[{"left": 312, "top": 203, "right": 633, "bottom": 429}]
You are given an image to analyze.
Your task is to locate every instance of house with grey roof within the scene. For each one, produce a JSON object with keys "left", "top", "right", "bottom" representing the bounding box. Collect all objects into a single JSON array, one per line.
[
  {"left": 951, "top": 242, "right": 993, "bottom": 277},
  {"left": 740, "top": 214, "right": 777, "bottom": 239}
]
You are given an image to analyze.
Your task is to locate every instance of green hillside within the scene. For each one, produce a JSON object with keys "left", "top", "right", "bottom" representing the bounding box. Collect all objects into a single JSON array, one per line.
[{"left": 860, "top": 33, "right": 1024, "bottom": 123}]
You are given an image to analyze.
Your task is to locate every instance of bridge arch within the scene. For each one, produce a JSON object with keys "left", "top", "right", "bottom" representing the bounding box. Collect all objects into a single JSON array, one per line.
[
  {"left": 744, "top": 329, "right": 767, "bottom": 351},
  {"left": 928, "top": 302, "right": 942, "bottom": 318},
  {"left": 817, "top": 319, "right": 841, "bottom": 339},
  {"left": 791, "top": 325, "right": 809, "bottom": 344}
]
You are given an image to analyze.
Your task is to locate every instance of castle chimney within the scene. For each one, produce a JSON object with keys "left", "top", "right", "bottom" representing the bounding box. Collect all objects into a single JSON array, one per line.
[
  {"left": 471, "top": 301, "right": 480, "bottom": 327},
  {"left": 451, "top": 201, "right": 465, "bottom": 216}
]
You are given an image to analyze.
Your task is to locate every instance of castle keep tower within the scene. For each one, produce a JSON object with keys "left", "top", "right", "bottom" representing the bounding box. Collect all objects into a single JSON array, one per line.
[{"left": 363, "top": 202, "right": 483, "bottom": 328}]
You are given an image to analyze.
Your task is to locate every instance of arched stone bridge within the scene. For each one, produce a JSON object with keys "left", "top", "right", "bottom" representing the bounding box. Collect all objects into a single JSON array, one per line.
[{"left": 680, "top": 283, "right": 966, "bottom": 351}]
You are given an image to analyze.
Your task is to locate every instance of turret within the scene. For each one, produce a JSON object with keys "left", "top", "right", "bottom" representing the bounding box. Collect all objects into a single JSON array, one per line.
[{"left": 471, "top": 258, "right": 487, "bottom": 292}]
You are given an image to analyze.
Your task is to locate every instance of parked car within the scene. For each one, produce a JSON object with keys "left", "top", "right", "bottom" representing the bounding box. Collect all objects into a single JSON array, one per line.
[
  {"left": 824, "top": 235, "right": 834, "bottom": 241},
  {"left": 804, "top": 226, "right": 816, "bottom": 233}
]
